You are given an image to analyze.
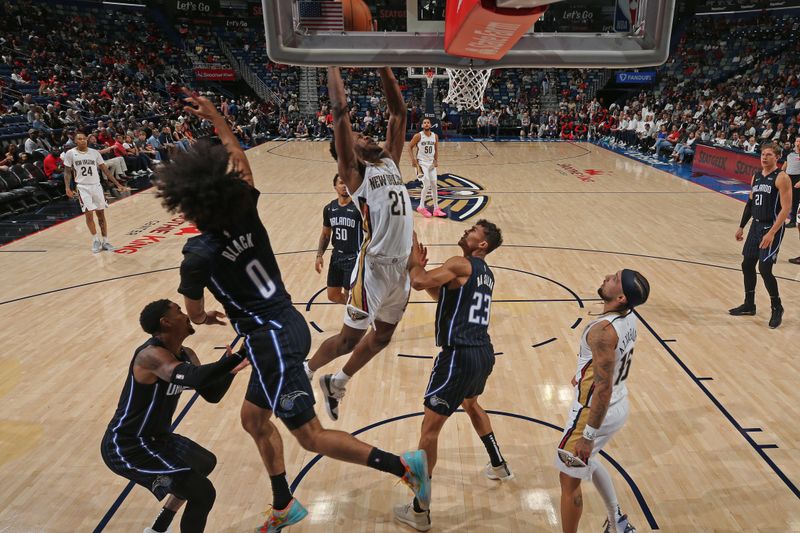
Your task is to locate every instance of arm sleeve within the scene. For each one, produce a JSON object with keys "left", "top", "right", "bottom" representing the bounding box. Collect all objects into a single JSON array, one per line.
[
  {"left": 197, "top": 371, "right": 236, "bottom": 403},
  {"left": 170, "top": 352, "right": 244, "bottom": 389},
  {"left": 322, "top": 204, "right": 331, "bottom": 227},
  {"left": 178, "top": 250, "right": 211, "bottom": 300},
  {"left": 740, "top": 198, "right": 753, "bottom": 228}
]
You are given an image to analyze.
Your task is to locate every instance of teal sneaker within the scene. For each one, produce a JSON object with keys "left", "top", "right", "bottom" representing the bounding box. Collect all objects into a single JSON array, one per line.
[
  {"left": 400, "top": 450, "right": 431, "bottom": 510},
  {"left": 256, "top": 498, "right": 308, "bottom": 532}
]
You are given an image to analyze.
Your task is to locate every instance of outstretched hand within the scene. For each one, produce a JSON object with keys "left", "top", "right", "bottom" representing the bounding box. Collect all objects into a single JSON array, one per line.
[
  {"left": 182, "top": 88, "right": 221, "bottom": 122},
  {"left": 409, "top": 231, "right": 429, "bottom": 270}
]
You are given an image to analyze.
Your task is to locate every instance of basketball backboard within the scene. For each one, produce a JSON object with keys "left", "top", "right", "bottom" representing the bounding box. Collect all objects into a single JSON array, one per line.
[{"left": 263, "top": 0, "right": 675, "bottom": 69}]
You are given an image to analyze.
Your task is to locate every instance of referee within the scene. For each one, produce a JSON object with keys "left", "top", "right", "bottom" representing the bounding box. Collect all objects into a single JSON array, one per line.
[{"left": 784, "top": 138, "right": 800, "bottom": 262}]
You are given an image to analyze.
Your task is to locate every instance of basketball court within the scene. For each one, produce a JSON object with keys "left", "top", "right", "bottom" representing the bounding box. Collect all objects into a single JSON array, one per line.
[{"left": 1, "top": 140, "right": 798, "bottom": 531}]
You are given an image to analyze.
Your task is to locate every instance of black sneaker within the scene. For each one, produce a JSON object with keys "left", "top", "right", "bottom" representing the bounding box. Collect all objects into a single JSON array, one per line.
[
  {"left": 318, "top": 374, "right": 343, "bottom": 421},
  {"left": 729, "top": 304, "right": 756, "bottom": 316},
  {"left": 769, "top": 306, "right": 784, "bottom": 329},
  {"left": 789, "top": 256, "right": 800, "bottom": 265}
]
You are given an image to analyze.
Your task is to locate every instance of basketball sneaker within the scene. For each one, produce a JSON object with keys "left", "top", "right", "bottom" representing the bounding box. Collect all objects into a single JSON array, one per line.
[
  {"left": 143, "top": 528, "right": 172, "bottom": 533},
  {"left": 399, "top": 450, "right": 431, "bottom": 510},
  {"left": 319, "top": 374, "right": 344, "bottom": 421},
  {"left": 728, "top": 303, "right": 756, "bottom": 316},
  {"left": 416, "top": 206, "right": 432, "bottom": 218},
  {"left": 257, "top": 499, "right": 308, "bottom": 532},
  {"left": 432, "top": 208, "right": 446, "bottom": 218},
  {"left": 769, "top": 305, "right": 784, "bottom": 329},
  {"left": 102, "top": 241, "right": 116, "bottom": 252},
  {"left": 602, "top": 514, "right": 636, "bottom": 533},
  {"left": 393, "top": 502, "right": 431, "bottom": 531},
  {"left": 485, "top": 462, "right": 515, "bottom": 481},
  {"left": 92, "top": 239, "right": 102, "bottom": 254}
]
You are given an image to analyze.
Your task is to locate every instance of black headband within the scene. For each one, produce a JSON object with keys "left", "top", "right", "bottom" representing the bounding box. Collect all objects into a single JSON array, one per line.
[{"left": 621, "top": 269, "right": 649, "bottom": 309}]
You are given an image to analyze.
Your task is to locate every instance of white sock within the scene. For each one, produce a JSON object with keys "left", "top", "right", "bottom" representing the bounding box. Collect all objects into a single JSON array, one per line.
[
  {"left": 303, "top": 361, "right": 314, "bottom": 380},
  {"left": 102, "top": 235, "right": 108, "bottom": 243},
  {"left": 332, "top": 369, "right": 351, "bottom": 387},
  {"left": 92, "top": 233, "right": 100, "bottom": 242},
  {"left": 591, "top": 462, "right": 622, "bottom": 527},
  {"left": 419, "top": 179, "right": 431, "bottom": 211}
]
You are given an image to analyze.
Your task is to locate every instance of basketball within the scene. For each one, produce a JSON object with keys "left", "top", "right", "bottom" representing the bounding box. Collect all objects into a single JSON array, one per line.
[{"left": 342, "top": 0, "right": 373, "bottom": 31}]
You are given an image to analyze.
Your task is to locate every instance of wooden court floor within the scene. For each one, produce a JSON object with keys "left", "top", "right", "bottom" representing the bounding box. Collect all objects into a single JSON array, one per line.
[{"left": 0, "top": 141, "right": 798, "bottom": 532}]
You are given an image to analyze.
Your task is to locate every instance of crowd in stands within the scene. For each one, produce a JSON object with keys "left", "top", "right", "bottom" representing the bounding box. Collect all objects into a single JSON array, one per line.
[{"left": 2, "top": 0, "right": 800, "bottom": 218}]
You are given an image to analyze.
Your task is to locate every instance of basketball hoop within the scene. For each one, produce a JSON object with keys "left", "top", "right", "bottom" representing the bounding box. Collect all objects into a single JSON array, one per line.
[{"left": 442, "top": 68, "right": 493, "bottom": 111}]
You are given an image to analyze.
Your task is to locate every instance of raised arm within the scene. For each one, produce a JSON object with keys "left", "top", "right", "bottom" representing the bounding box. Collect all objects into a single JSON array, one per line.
[
  {"left": 182, "top": 88, "right": 254, "bottom": 187},
  {"left": 328, "top": 67, "right": 361, "bottom": 192},
  {"left": 408, "top": 233, "right": 471, "bottom": 300},
  {"left": 379, "top": 67, "right": 407, "bottom": 166}
]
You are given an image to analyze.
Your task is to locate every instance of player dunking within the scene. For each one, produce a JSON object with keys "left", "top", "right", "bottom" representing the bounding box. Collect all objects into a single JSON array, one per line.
[
  {"left": 155, "top": 90, "right": 429, "bottom": 531},
  {"left": 304, "top": 67, "right": 413, "bottom": 421},
  {"left": 395, "top": 223, "right": 511, "bottom": 531},
  {"left": 409, "top": 118, "right": 445, "bottom": 218},
  {"left": 63, "top": 132, "right": 127, "bottom": 253},
  {"left": 556, "top": 269, "right": 649, "bottom": 533},
  {"left": 101, "top": 300, "right": 248, "bottom": 533},
  {"left": 315, "top": 174, "right": 362, "bottom": 304},
  {"left": 730, "top": 143, "right": 791, "bottom": 328}
]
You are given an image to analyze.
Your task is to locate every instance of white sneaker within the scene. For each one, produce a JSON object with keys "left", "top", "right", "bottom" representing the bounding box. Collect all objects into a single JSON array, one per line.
[
  {"left": 603, "top": 514, "right": 636, "bottom": 533},
  {"left": 143, "top": 527, "right": 172, "bottom": 533},
  {"left": 102, "top": 241, "right": 116, "bottom": 252},
  {"left": 92, "top": 240, "right": 102, "bottom": 254},
  {"left": 319, "top": 374, "right": 345, "bottom": 421},
  {"left": 393, "top": 502, "right": 431, "bottom": 531},
  {"left": 485, "top": 462, "right": 514, "bottom": 481}
]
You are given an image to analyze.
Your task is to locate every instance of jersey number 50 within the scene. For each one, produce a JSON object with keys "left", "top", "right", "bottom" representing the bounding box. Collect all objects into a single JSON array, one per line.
[
  {"left": 246, "top": 259, "right": 277, "bottom": 299},
  {"left": 468, "top": 293, "right": 491, "bottom": 325}
]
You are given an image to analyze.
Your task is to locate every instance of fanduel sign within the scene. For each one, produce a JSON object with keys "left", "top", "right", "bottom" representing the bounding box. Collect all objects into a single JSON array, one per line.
[{"left": 616, "top": 71, "right": 656, "bottom": 84}]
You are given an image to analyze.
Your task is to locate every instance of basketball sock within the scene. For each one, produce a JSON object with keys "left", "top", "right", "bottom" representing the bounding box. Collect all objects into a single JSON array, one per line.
[
  {"left": 744, "top": 290, "right": 755, "bottom": 306},
  {"left": 303, "top": 361, "right": 314, "bottom": 380},
  {"left": 92, "top": 233, "right": 100, "bottom": 242},
  {"left": 742, "top": 258, "right": 757, "bottom": 304},
  {"left": 269, "top": 472, "right": 293, "bottom": 510},
  {"left": 332, "top": 369, "right": 351, "bottom": 388},
  {"left": 366, "top": 447, "right": 405, "bottom": 477},
  {"left": 591, "top": 462, "right": 621, "bottom": 526},
  {"left": 413, "top": 497, "right": 424, "bottom": 513},
  {"left": 479, "top": 432, "right": 505, "bottom": 467},
  {"left": 151, "top": 507, "right": 176, "bottom": 532}
]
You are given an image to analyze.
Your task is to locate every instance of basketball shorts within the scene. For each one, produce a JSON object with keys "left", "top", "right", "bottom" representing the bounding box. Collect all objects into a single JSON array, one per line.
[
  {"left": 327, "top": 252, "right": 356, "bottom": 289},
  {"left": 345, "top": 253, "right": 410, "bottom": 329},
  {"left": 554, "top": 397, "right": 629, "bottom": 481},
  {"left": 424, "top": 345, "right": 495, "bottom": 416},
  {"left": 742, "top": 221, "right": 783, "bottom": 263},
  {"left": 100, "top": 432, "right": 216, "bottom": 500},
  {"left": 418, "top": 161, "right": 438, "bottom": 186},
  {"left": 242, "top": 307, "right": 316, "bottom": 428},
  {"left": 76, "top": 182, "right": 108, "bottom": 212}
]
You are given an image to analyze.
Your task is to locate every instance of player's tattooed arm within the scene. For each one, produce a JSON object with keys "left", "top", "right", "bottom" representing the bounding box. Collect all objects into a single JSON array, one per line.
[
  {"left": 133, "top": 346, "right": 182, "bottom": 384},
  {"left": 99, "top": 163, "right": 125, "bottom": 191},
  {"left": 585, "top": 322, "right": 618, "bottom": 429},
  {"left": 63, "top": 166, "right": 74, "bottom": 198}
]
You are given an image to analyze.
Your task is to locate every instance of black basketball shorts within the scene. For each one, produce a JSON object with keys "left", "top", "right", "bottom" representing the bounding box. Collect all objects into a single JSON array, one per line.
[
  {"left": 327, "top": 253, "right": 357, "bottom": 289},
  {"left": 100, "top": 432, "right": 216, "bottom": 500},
  {"left": 423, "top": 345, "right": 496, "bottom": 416},
  {"left": 743, "top": 221, "right": 784, "bottom": 263},
  {"left": 242, "top": 307, "right": 316, "bottom": 428}
]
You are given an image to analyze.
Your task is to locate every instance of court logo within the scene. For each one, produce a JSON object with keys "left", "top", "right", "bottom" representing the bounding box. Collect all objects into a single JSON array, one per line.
[
  {"left": 405, "top": 173, "right": 488, "bottom": 221},
  {"left": 279, "top": 391, "right": 310, "bottom": 411},
  {"left": 558, "top": 450, "right": 587, "bottom": 468},
  {"left": 347, "top": 306, "right": 369, "bottom": 321},
  {"left": 151, "top": 475, "right": 173, "bottom": 493}
]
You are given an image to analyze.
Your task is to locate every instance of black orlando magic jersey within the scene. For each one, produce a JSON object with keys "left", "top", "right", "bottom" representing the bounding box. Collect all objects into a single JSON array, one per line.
[
  {"left": 435, "top": 256, "right": 494, "bottom": 347},
  {"left": 179, "top": 188, "right": 292, "bottom": 335},
  {"left": 106, "top": 337, "right": 190, "bottom": 437},
  {"left": 323, "top": 199, "right": 362, "bottom": 256},
  {"left": 752, "top": 168, "right": 781, "bottom": 222}
]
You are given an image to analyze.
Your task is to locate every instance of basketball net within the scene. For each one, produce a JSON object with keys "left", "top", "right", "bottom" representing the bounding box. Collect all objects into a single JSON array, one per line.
[
  {"left": 425, "top": 69, "right": 435, "bottom": 89},
  {"left": 442, "top": 68, "right": 492, "bottom": 111}
]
